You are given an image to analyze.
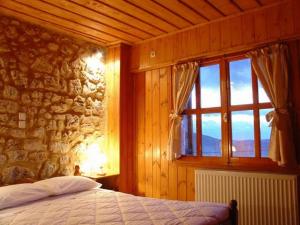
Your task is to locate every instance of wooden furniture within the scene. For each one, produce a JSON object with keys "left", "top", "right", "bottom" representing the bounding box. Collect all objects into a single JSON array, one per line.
[{"left": 85, "top": 173, "right": 119, "bottom": 191}]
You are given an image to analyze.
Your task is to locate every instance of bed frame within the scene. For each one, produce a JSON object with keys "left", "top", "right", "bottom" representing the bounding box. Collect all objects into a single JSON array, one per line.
[{"left": 227, "top": 200, "right": 238, "bottom": 225}]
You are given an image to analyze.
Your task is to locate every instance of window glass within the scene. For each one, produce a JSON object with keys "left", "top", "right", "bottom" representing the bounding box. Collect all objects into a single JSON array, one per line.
[
  {"left": 260, "top": 109, "right": 272, "bottom": 157},
  {"left": 230, "top": 59, "right": 253, "bottom": 105},
  {"left": 181, "top": 114, "right": 197, "bottom": 156},
  {"left": 202, "top": 113, "right": 222, "bottom": 156},
  {"left": 258, "top": 80, "right": 270, "bottom": 103},
  {"left": 200, "top": 64, "right": 221, "bottom": 108},
  {"left": 232, "top": 110, "right": 255, "bottom": 157},
  {"left": 185, "top": 84, "right": 196, "bottom": 109}
]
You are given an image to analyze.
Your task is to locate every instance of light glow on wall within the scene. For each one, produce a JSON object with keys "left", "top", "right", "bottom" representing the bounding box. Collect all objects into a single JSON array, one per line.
[{"left": 79, "top": 137, "right": 107, "bottom": 177}]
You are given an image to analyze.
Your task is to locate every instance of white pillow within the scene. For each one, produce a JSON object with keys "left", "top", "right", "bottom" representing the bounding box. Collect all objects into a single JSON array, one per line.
[
  {"left": 35, "top": 176, "right": 101, "bottom": 195},
  {"left": 0, "top": 183, "right": 49, "bottom": 210}
]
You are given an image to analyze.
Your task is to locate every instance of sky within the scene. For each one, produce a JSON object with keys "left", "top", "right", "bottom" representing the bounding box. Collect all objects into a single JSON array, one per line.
[{"left": 187, "top": 58, "right": 272, "bottom": 141}]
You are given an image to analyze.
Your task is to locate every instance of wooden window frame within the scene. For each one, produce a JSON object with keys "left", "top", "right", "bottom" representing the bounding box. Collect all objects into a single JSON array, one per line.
[{"left": 178, "top": 54, "right": 282, "bottom": 171}]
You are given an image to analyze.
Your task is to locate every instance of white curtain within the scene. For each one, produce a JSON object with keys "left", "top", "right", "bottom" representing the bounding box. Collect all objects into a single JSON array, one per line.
[
  {"left": 167, "top": 62, "right": 199, "bottom": 160},
  {"left": 247, "top": 44, "right": 296, "bottom": 166}
]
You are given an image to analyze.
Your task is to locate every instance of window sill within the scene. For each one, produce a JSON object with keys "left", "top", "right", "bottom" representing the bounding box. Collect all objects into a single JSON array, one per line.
[{"left": 175, "top": 156, "right": 300, "bottom": 174}]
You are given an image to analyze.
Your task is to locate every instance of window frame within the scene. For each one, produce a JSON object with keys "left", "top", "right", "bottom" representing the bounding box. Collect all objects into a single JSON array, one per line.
[{"left": 178, "top": 54, "right": 279, "bottom": 170}]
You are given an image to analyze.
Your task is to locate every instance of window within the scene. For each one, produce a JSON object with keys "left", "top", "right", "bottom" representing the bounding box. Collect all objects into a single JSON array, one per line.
[{"left": 181, "top": 56, "right": 273, "bottom": 165}]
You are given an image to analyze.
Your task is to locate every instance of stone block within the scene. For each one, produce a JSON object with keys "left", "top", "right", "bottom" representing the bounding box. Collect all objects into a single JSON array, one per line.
[
  {"left": 40, "top": 161, "right": 57, "bottom": 179},
  {"left": 2, "top": 166, "right": 35, "bottom": 184},
  {"left": 7, "top": 150, "right": 27, "bottom": 162},
  {"left": 24, "top": 139, "right": 47, "bottom": 152},
  {"left": 3, "top": 85, "right": 19, "bottom": 100},
  {"left": 9, "top": 129, "right": 26, "bottom": 138}
]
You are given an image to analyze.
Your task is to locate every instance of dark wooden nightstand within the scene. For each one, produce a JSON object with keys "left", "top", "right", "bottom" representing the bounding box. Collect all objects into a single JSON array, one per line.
[
  {"left": 85, "top": 173, "right": 119, "bottom": 191},
  {"left": 96, "top": 174, "right": 119, "bottom": 191}
]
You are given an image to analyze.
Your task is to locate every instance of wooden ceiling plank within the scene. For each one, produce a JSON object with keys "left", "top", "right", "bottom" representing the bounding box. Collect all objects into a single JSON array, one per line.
[
  {"left": 178, "top": 0, "right": 210, "bottom": 21},
  {"left": 230, "top": 0, "right": 244, "bottom": 12},
  {"left": 126, "top": 0, "right": 191, "bottom": 29},
  {"left": 204, "top": 0, "right": 226, "bottom": 17},
  {"left": 234, "top": 0, "right": 260, "bottom": 10},
  {"left": 14, "top": 0, "right": 142, "bottom": 42},
  {"left": 42, "top": 0, "right": 152, "bottom": 40},
  {"left": 97, "top": 0, "right": 177, "bottom": 33},
  {"left": 180, "top": 0, "right": 223, "bottom": 20},
  {"left": 70, "top": 0, "right": 164, "bottom": 36},
  {"left": 0, "top": 0, "right": 117, "bottom": 42},
  {"left": 255, "top": 0, "right": 263, "bottom": 6},
  {"left": 260, "top": 0, "right": 283, "bottom": 5},
  {"left": 208, "top": 0, "right": 240, "bottom": 15},
  {"left": 152, "top": 0, "right": 207, "bottom": 24},
  {"left": 0, "top": 6, "right": 108, "bottom": 46}
]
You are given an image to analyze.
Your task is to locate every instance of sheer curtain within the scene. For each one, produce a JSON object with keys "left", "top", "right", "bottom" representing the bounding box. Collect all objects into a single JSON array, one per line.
[
  {"left": 247, "top": 43, "right": 296, "bottom": 166},
  {"left": 167, "top": 62, "right": 199, "bottom": 160}
]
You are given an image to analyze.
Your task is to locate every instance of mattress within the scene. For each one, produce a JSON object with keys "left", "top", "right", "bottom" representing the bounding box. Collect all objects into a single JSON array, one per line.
[{"left": 0, "top": 188, "right": 229, "bottom": 225}]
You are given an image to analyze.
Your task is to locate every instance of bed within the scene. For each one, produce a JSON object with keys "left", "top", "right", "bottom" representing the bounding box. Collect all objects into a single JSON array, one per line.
[{"left": 0, "top": 176, "right": 237, "bottom": 225}]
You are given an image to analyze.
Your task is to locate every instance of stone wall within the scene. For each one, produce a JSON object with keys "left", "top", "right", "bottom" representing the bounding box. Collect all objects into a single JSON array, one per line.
[{"left": 0, "top": 15, "right": 106, "bottom": 184}]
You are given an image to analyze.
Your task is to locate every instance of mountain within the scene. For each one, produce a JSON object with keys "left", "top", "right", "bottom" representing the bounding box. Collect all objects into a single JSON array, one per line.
[{"left": 184, "top": 133, "right": 269, "bottom": 157}]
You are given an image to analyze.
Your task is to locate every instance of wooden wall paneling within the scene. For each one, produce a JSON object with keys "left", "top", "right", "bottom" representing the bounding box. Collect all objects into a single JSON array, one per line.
[
  {"left": 168, "top": 162, "right": 178, "bottom": 200},
  {"left": 254, "top": 10, "right": 267, "bottom": 42},
  {"left": 288, "top": 40, "right": 300, "bottom": 163},
  {"left": 159, "top": 67, "right": 170, "bottom": 199},
  {"left": 134, "top": 73, "right": 146, "bottom": 196},
  {"left": 266, "top": 3, "right": 281, "bottom": 40},
  {"left": 105, "top": 45, "right": 114, "bottom": 175},
  {"left": 174, "top": 32, "right": 187, "bottom": 61},
  {"left": 210, "top": 21, "right": 221, "bottom": 52},
  {"left": 130, "top": 0, "right": 300, "bottom": 71},
  {"left": 293, "top": 0, "right": 300, "bottom": 33},
  {"left": 145, "top": 70, "right": 153, "bottom": 197},
  {"left": 140, "top": 42, "right": 150, "bottom": 70},
  {"left": 120, "top": 44, "right": 134, "bottom": 193},
  {"left": 242, "top": 13, "right": 255, "bottom": 44},
  {"left": 105, "top": 46, "right": 120, "bottom": 176},
  {"left": 177, "top": 166, "right": 187, "bottom": 201},
  {"left": 149, "top": 38, "right": 160, "bottom": 67},
  {"left": 113, "top": 46, "right": 121, "bottom": 181},
  {"left": 279, "top": 0, "right": 294, "bottom": 37},
  {"left": 199, "top": 25, "right": 210, "bottom": 54},
  {"left": 152, "top": 69, "right": 161, "bottom": 198},
  {"left": 221, "top": 19, "right": 231, "bottom": 49},
  {"left": 160, "top": 36, "right": 174, "bottom": 65},
  {"left": 186, "top": 167, "right": 195, "bottom": 201},
  {"left": 230, "top": 16, "right": 243, "bottom": 47}
]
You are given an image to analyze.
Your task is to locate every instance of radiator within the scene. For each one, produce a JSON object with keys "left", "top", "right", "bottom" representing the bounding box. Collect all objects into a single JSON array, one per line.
[{"left": 195, "top": 170, "right": 299, "bottom": 225}]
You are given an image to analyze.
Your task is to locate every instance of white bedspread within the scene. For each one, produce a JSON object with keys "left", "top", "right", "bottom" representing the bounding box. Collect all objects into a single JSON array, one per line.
[{"left": 0, "top": 188, "right": 229, "bottom": 225}]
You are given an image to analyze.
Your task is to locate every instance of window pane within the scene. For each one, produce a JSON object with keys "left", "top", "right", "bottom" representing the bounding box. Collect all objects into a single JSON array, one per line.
[
  {"left": 202, "top": 113, "right": 222, "bottom": 156},
  {"left": 260, "top": 109, "right": 272, "bottom": 157},
  {"left": 230, "top": 59, "right": 253, "bottom": 105},
  {"left": 185, "top": 84, "right": 196, "bottom": 109},
  {"left": 232, "top": 110, "right": 255, "bottom": 157},
  {"left": 181, "top": 114, "right": 197, "bottom": 156},
  {"left": 200, "top": 64, "right": 221, "bottom": 108},
  {"left": 258, "top": 80, "right": 270, "bottom": 103}
]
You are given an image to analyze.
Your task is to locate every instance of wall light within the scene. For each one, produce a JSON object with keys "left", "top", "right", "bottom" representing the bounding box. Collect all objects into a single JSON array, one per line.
[{"left": 80, "top": 141, "right": 107, "bottom": 177}]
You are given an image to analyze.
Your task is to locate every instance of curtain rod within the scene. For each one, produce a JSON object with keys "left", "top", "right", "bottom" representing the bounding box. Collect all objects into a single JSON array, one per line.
[{"left": 175, "top": 36, "right": 300, "bottom": 66}]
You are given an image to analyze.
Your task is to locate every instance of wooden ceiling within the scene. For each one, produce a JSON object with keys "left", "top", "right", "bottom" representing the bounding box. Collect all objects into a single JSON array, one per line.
[{"left": 0, "top": 0, "right": 282, "bottom": 46}]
